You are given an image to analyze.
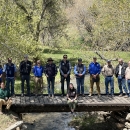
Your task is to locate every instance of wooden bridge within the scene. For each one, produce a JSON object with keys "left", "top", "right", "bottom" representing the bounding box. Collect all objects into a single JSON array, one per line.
[{"left": 10, "top": 94, "right": 130, "bottom": 113}]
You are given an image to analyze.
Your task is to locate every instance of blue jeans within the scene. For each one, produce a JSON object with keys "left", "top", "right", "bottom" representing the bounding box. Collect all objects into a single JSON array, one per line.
[
  {"left": 21, "top": 75, "right": 30, "bottom": 95},
  {"left": 127, "top": 80, "right": 130, "bottom": 95},
  {"left": 47, "top": 77, "right": 55, "bottom": 95},
  {"left": 76, "top": 78, "right": 84, "bottom": 94},
  {"left": 118, "top": 76, "right": 128, "bottom": 94},
  {"left": 6, "top": 78, "right": 15, "bottom": 96},
  {"left": 105, "top": 76, "right": 114, "bottom": 95}
]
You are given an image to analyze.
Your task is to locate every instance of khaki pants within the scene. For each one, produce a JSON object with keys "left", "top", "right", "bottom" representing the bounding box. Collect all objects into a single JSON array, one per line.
[
  {"left": 90, "top": 75, "right": 100, "bottom": 95},
  {"left": 67, "top": 99, "right": 77, "bottom": 110},
  {"left": 0, "top": 99, "right": 12, "bottom": 112},
  {"left": 34, "top": 77, "right": 43, "bottom": 94}
]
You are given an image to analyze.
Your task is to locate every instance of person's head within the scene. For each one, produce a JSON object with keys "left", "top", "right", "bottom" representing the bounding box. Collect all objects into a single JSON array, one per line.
[
  {"left": 93, "top": 57, "right": 97, "bottom": 63},
  {"left": 37, "top": 60, "right": 41, "bottom": 66},
  {"left": 69, "top": 83, "right": 74, "bottom": 90},
  {"left": 128, "top": 61, "right": 130, "bottom": 67},
  {"left": 63, "top": 54, "right": 67, "bottom": 61},
  {"left": 47, "top": 58, "right": 53, "bottom": 64},
  {"left": 8, "top": 58, "right": 12, "bottom": 64},
  {"left": 0, "top": 82, "right": 5, "bottom": 89},
  {"left": 118, "top": 59, "right": 123, "bottom": 65},
  {"left": 24, "top": 54, "right": 28, "bottom": 61},
  {"left": 107, "top": 60, "right": 111, "bottom": 66},
  {"left": 78, "top": 58, "right": 82, "bottom": 65}
]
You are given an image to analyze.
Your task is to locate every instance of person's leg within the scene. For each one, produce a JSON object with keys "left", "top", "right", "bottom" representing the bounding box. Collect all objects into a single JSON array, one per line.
[
  {"left": 47, "top": 77, "right": 51, "bottom": 96},
  {"left": 0, "top": 99, "right": 4, "bottom": 113},
  {"left": 39, "top": 77, "right": 43, "bottom": 94},
  {"left": 117, "top": 76, "right": 123, "bottom": 95},
  {"left": 51, "top": 77, "right": 55, "bottom": 96},
  {"left": 61, "top": 76, "right": 65, "bottom": 95},
  {"left": 6, "top": 99, "right": 12, "bottom": 110},
  {"left": 96, "top": 76, "right": 101, "bottom": 95},
  {"left": 21, "top": 75, "right": 25, "bottom": 94},
  {"left": 67, "top": 100, "right": 73, "bottom": 112},
  {"left": 122, "top": 78, "right": 128, "bottom": 95},
  {"left": 127, "top": 80, "right": 130, "bottom": 97},
  {"left": 11, "top": 78, "right": 15, "bottom": 96},
  {"left": 110, "top": 77, "right": 114, "bottom": 96},
  {"left": 66, "top": 75, "right": 70, "bottom": 93},
  {"left": 81, "top": 78, "right": 85, "bottom": 95},
  {"left": 6, "top": 78, "right": 10, "bottom": 94},
  {"left": 73, "top": 100, "right": 78, "bottom": 111},
  {"left": 105, "top": 77, "right": 109, "bottom": 95},
  {"left": 89, "top": 75, "right": 94, "bottom": 95},
  {"left": 34, "top": 77, "right": 38, "bottom": 94},
  {"left": 76, "top": 78, "right": 80, "bottom": 95},
  {"left": 26, "top": 75, "right": 30, "bottom": 95}
]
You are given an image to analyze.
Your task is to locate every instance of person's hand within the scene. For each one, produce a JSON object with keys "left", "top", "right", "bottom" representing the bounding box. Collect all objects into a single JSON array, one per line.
[
  {"left": 79, "top": 74, "right": 82, "bottom": 77},
  {"left": 93, "top": 75, "right": 96, "bottom": 79},
  {"left": 64, "top": 74, "right": 67, "bottom": 78},
  {"left": 46, "top": 75, "right": 48, "bottom": 77},
  {"left": 9, "top": 97, "right": 12, "bottom": 100}
]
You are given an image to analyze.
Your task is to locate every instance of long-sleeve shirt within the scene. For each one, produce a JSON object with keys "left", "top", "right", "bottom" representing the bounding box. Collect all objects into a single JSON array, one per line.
[
  {"left": 125, "top": 67, "right": 130, "bottom": 79},
  {"left": 33, "top": 65, "right": 44, "bottom": 77},
  {"left": 89, "top": 62, "right": 101, "bottom": 75},
  {"left": 0, "top": 68, "right": 3, "bottom": 80},
  {"left": 102, "top": 65, "right": 114, "bottom": 77},
  {"left": 0, "top": 88, "right": 10, "bottom": 99}
]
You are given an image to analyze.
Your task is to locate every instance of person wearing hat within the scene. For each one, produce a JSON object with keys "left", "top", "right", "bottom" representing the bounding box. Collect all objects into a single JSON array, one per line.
[
  {"left": 74, "top": 58, "right": 86, "bottom": 96},
  {"left": 115, "top": 59, "right": 128, "bottom": 97},
  {"left": 33, "top": 60, "right": 44, "bottom": 96},
  {"left": 102, "top": 60, "right": 115, "bottom": 97},
  {"left": 44, "top": 58, "right": 57, "bottom": 98},
  {"left": 88, "top": 57, "right": 101, "bottom": 97},
  {"left": 3, "top": 58, "right": 17, "bottom": 97},
  {"left": 19, "top": 55, "right": 32, "bottom": 96},
  {"left": 59, "top": 55, "right": 71, "bottom": 96}
]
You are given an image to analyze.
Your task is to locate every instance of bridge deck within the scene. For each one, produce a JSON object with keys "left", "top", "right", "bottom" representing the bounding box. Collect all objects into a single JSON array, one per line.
[{"left": 10, "top": 95, "right": 130, "bottom": 113}]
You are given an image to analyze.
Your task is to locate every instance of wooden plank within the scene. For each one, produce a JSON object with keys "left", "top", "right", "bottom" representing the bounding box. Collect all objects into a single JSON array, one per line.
[
  {"left": 5, "top": 121, "right": 23, "bottom": 130},
  {"left": 15, "top": 96, "right": 21, "bottom": 105}
]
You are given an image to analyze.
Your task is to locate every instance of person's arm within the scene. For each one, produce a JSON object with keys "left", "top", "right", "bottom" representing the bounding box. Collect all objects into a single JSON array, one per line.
[
  {"left": 32, "top": 66, "right": 35, "bottom": 76},
  {"left": 125, "top": 68, "right": 128, "bottom": 80},
  {"left": 67, "top": 62, "right": 71, "bottom": 75},
  {"left": 74, "top": 65, "right": 78, "bottom": 75},
  {"left": 101, "top": 66, "right": 105, "bottom": 77},
  {"left": 81, "top": 65, "right": 86, "bottom": 75},
  {"left": 88, "top": 63, "right": 92, "bottom": 75},
  {"left": 59, "top": 62, "right": 64, "bottom": 76},
  {"left": 96, "top": 63, "right": 101, "bottom": 76},
  {"left": 14, "top": 65, "right": 17, "bottom": 78},
  {"left": 55, "top": 65, "right": 58, "bottom": 76}
]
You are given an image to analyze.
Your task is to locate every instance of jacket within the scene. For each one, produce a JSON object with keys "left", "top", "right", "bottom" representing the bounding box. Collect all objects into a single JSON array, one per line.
[{"left": 0, "top": 88, "right": 10, "bottom": 99}]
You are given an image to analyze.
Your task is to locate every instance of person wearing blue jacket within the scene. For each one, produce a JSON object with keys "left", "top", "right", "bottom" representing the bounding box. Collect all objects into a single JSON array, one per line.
[
  {"left": 33, "top": 60, "right": 44, "bottom": 96},
  {"left": 88, "top": 57, "right": 101, "bottom": 97},
  {"left": 74, "top": 58, "right": 86, "bottom": 96},
  {"left": 0, "top": 65, "right": 3, "bottom": 84}
]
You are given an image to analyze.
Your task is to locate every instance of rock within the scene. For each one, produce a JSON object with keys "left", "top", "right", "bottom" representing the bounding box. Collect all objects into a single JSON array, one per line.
[
  {"left": 126, "top": 113, "right": 130, "bottom": 121},
  {"left": 125, "top": 122, "right": 130, "bottom": 129}
]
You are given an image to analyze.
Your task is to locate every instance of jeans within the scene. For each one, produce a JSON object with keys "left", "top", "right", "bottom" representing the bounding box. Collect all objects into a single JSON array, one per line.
[
  {"left": 21, "top": 75, "right": 30, "bottom": 95},
  {"left": 47, "top": 77, "right": 55, "bottom": 95},
  {"left": 6, "top": 78, "right": 15, "bottom": 96},
  {"left": 61, "top": 75, "right": 70, "bottom": 95},
  {"left": 118, "top": 76, "right": 128, "bottom": 94},
  {"left": 105, "top": 76, "right": 114, "bottom": 95},
  {"left": 76, "top": 78, "right": 84, "bottom": 94},
  {"left": 127, "top": 79, "right": 130, "bottom": 95}
]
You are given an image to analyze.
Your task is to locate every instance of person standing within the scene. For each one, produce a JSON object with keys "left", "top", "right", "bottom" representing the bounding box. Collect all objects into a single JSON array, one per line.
[
  {"left": 74, "top": 58, "right": 86, "bottom": 96},
  {"left": 125, "top": 61, "right": 130, "bottom": 97},
  {"left": 3, "top": 58, "right": 17, "bottom": 96},
  {"left": 19, "top": 55, "right": 32, "bottom": 96},
  {"left": 0, "top": 82, "right": 12, "bottom": 114},
  {"left": 102, "top": 60, "right": 115, "bottom": 97},
  {"left": 67, "top": 83, "right": 77, "bottom": 114},
  {"left": 88, "top": 57, "right": 101, "bottom": 97},
  {"left": 59, "top": 55, "right": 71, "bottom": 96},
  {"left": 33, "top": 60, "right": 44, "bottom": 96},
  {"left": 115, "top": 59, "right": 128, "bottom": 97},
  {"left": 45, "top": 58, "right": 57, "bottom": 98},
  {"left": 0, "top": 65, "right": 3, "bottom": 84}
]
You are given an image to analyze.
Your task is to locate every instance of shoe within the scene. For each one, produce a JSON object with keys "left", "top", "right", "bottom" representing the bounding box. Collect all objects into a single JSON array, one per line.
[
  {"left": 82, "top": 94, "right": 85, "bottom": 97},
  {"left": 11, "top": 94, "right": 15, "bottom": 97},
  {"left": 111, "top": 95, "right": 114, "bottom": 98},
  {"left": 98, "top": 94, "right": 101, "bottom": 98},
  {"left": 52, "top": 95, "right": 54, "bottom": 99},
  {"left": 21, "top": 93, "right": 24, "bottom": 97},
  {"left": 124, "top": 95, "right": 128, "bottom": 98},
  {"left": 0, "top": 111, "right": 3, "bottom": 114},
  {"left": 35, "top": 94, "right": 38, "bottom": 97},
  {"left": 61, "top": 94, "right": 64, "bottom": 97},
  {"left": 88, "top": 94, "right": 92, "bottom": 97},
  {"left": 119, "top": 93, "right": 123, "bottom": 97},
  {"left": 48, "top": 94, "right": 51, "bottom": 98}
]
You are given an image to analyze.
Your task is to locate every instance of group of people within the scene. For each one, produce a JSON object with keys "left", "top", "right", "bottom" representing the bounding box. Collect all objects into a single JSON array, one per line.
[{"left": 0, "top": 54, "right": 130, "bottom": 114}]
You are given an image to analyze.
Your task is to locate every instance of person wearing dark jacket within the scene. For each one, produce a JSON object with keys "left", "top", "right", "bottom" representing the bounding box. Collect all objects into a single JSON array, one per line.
[
  {"left": 0, "top": 82, "right": 12, "bottom": 114},
  {"left": 115, "top": 59, "right": 128, "bottom": 97},
  {"left": 19, "top": 55, "right": 32, "bottom": 96},
  {"left": 67, "top": 83, "right": 77, "bottom": 114},
  {"left": 74, "top": 58, "right": 86, "bottom": 96},
  {"left": 59, "top": 55, "right": 71, "bottom": 96},
  {"left": 45, "top": 58, "right": 57, "bottom": 98}
]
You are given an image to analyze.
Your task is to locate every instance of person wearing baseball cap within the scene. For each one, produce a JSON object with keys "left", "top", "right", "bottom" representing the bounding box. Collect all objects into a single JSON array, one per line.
[{"left": 74, "top": 58, "right": 86, "bottom": 96}]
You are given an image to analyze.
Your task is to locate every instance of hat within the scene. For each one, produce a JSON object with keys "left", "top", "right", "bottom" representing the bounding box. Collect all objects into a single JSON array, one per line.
[
  {"left": 47, "top": 58, "right": 53, "bottom": 62},
  {"left": 24, "top": 54, "right": 28, "bottom": 58},
  {"left": 107, "top": 60, "right": 111, "bottom": 62},
  {"left": 78, "top": 58, "right": 82, "bottom": 62}
]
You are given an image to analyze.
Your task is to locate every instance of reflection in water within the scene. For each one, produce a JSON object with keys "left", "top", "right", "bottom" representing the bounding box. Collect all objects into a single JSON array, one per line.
[{"left": 22, "top": 112, "right": 76, "bottom": 130}]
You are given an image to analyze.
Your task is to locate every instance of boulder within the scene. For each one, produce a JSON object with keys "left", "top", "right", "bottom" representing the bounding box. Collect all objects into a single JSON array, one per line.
[
  {"left": 126, "top": 113, "right": 130, "bottom": 121},
  {"left": 125, "top": 122, "right": 130, "bottom": 129}
]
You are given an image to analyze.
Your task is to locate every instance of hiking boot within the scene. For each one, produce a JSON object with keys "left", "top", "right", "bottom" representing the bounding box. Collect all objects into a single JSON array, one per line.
[
  {"left": 98, "top": 94, "right": 101, "bottom": 98},
  {"left": 48, "top": 94, "right": 51, "bottom": 98},
  {"left": 124, "top": 95, "right": 128, "bottom": 98},
  {"left": 52, "top": 95, "right": 54, "bottom": 99},
  {"left": 119, "top": 93, "right": 123, "bottom": 97},
  {"left": 82, "top": 94, "right": 85, "bottom": 97},
  {"left": 111, "top": 95, "right": 114, "bottom": 98},
  {"left": 88, "top": 94, "right": 92, "bottom": 97},
  {"left": 21, "top": 93, "right": 24, "bottom": 97}
]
